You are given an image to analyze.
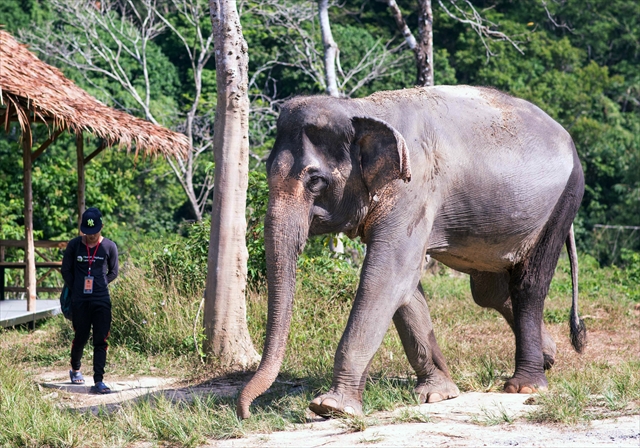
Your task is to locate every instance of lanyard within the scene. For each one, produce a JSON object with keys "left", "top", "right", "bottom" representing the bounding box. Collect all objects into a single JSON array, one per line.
[{"left": 86, "top": 238, "right": 101, "bottom": 276}]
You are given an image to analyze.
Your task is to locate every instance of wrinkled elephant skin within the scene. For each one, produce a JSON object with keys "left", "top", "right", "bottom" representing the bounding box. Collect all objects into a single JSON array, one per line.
[{"left": 236, "top": 86, "right": 586, "bottom": 419}]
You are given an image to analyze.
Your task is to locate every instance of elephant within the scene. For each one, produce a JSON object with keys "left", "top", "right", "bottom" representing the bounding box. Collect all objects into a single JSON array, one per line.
[{"left": 236, "top": 85, "right": 586, "bottom": 419}]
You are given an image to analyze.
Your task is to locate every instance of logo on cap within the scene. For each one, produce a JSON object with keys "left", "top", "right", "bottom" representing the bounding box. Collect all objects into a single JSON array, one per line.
[{"left": 88, "top": 218, "right": 95, "bottom": 227}]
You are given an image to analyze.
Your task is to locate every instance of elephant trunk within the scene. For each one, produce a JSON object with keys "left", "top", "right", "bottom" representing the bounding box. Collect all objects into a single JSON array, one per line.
[{"left": 236, "top": 200, "right": 308, "bottom": 419}]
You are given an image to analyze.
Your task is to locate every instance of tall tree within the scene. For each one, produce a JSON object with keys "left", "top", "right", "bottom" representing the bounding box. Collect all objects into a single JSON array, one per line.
[
  {"left": 203, "top": 0, "right": 259, "bottom": 368},
  {"left": 416, "top": 0, "right": 434, "bottom": 86},
  {"left": 382, "top": 0, "right": 522, "bottom": 86},
  {"left": 246, "top": 0, "right": 407, "bottom": 98},
  {"left": 318, "top": 0, "right": 340, "bottom": 97}
]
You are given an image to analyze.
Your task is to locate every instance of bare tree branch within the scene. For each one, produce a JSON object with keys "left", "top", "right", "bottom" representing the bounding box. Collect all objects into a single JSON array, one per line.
[
  {"left": 437, "top": 0, "right": 524, "bottom": 59},
  {"left": 541, "top": 1, "right": 574, "bottom": 32},
  {"left": 381, "top": 0, "right": 417, "bottom": 50},
  {"left": 20, "top": 0, "right": 217, "bottom": 221},
  {"left": 381, "top": 0, "right": 525, "bottom": 85},
  {"left": 247, "top": 0, "right": 408, "bottom": 99}
]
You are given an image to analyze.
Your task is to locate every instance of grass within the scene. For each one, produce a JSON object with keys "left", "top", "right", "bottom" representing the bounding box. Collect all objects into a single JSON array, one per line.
[
  {"left": 472, "top": 403, "right": 516, "bottom": 426},
  {"left": 337, "top": 414, "right": 377, "bottom": 433},
  {"left": 392, "top": 408, "right": 432, "bottom": 424},
  {"left": 0, "top": 250, "right": 638, "bottom": 446}
]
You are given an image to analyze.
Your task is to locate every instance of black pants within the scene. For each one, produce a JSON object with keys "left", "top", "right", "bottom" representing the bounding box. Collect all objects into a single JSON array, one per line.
[{"left": 70, "top": 299, "right": 112, "bottom": 383}]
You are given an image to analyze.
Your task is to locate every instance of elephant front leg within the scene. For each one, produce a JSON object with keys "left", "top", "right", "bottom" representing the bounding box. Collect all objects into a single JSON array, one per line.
[
  {"left": 308, "top": 298, "right": 396, "bottom": 417},
  {"left": 309, "top": 240, "right": 426, "bottom": 417},
  {"left": 394, "top": 282, "right": 459, "bottom": 403}
]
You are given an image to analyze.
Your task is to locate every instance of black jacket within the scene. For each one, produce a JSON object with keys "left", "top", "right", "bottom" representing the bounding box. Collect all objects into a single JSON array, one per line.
[{"left": 61, "top": 236, "right": 118, "bottom": 301}]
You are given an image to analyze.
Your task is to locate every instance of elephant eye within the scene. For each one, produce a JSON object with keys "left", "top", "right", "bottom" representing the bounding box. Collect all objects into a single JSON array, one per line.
[{"left": 307, "top": 175, "right": 327, "bottom": 193}]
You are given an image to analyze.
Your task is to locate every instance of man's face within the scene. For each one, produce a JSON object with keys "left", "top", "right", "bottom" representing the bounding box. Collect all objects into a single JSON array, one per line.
[{"left": 84, "top": 231, "right": 101, "bottom": 245}]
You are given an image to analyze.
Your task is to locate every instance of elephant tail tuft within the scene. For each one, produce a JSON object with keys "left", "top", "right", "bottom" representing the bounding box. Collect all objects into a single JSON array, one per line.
[
  {"left": 570, "top": 314, "right": 587, "bottom": 353},
  {"left": 567, "top": 224, "right": 586, "bottom": 353}
]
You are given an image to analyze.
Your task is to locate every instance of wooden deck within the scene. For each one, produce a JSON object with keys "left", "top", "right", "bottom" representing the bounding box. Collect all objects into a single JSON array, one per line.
[{"left": 0, "top": 299, "right": 61, "bottom": 328}]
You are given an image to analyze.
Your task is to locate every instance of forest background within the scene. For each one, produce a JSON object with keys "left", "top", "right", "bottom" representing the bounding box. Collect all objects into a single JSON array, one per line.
[{"left": 0, "top": 0, "right": 638, "bottom": 274}]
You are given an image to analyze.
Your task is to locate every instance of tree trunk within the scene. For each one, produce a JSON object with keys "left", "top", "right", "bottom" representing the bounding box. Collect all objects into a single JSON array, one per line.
[
  {"left": 318, "top": 0, "right": 340, "bottom": 97},
  {"left": 204, "top": 0, "right": 259, "bottom": 369},
  {"left": 76, "top": 133, "right": 85, "bottom": 230},
  {"left": 22, "top": 123, "right": 36, "bottom": 312},
  {"left": 383, "top": 0, "right": 433, "bottom": 87},
  {"left": 416, "top": 0, "right": 434, "bottom": 87}
]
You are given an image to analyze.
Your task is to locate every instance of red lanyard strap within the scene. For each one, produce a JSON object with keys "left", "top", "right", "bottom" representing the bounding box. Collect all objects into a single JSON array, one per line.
[{"left": 86, "top": 239, "right": 101, "bottom": 275}]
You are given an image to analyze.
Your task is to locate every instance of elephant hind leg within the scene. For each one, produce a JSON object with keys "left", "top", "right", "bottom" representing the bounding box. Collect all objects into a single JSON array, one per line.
[
  {"left": 470, "top": 271, "right": 556, "bottom": 370},
  {"left": 504, "top": 147, "right": 583, "bottom": 395},
  {"left": 393, "top": 282, "right": 459, "bottom": 404}
]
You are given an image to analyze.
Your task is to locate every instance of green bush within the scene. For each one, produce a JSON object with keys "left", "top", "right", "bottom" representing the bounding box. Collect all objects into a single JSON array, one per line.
[
  {"left": 246, "top": 170, "right": 270, "bottom": 285},
  {"left": 110, "top": 264, "right": 204, "bottom": 357},
  {"left": 617, "top": 249, "right": 640, "bottom": 301},
  {"left": 150, "top": 219, "right": 211, "bottom": 296}
]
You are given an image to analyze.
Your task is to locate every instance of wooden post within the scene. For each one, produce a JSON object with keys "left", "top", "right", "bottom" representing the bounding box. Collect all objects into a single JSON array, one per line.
[
  {"left": 22, "top": 123, "right": 37, "bottom": 311},
  {"left": 76, "top": 133, "right": 85, "bottom": 231}
]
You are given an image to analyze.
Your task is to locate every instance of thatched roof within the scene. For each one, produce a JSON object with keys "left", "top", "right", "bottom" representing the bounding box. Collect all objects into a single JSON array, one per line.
[{"left": 0, "top": 30, "right": 189, "bottom": 158}]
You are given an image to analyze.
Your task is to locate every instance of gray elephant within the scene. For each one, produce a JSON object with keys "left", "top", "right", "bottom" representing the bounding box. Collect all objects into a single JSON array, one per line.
[{"left": 237, "top": 85, "right": 586, "bottom": 419}]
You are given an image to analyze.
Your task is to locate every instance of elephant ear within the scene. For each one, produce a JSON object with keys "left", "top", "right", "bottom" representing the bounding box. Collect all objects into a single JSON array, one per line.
[{"left": 352, "top": 116, "right": 411, "bottom": 196}]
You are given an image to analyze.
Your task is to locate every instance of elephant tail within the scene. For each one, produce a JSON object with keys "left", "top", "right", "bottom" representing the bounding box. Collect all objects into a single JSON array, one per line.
[{"left": 566, "top": 224, "right": 586, "bottom": 353}]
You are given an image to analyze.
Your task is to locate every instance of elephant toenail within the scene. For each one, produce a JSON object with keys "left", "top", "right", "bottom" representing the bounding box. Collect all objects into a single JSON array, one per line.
[
  {"left": 519, "top": 386, "right": 534, "bottom": 394},
  {"left": 504, "top": 384, "right": 518, "bottom": 394},
  {"left": 427, "top": 393, "right": 443, "bottom": 403},
  {"left": 323, "top": 397, "right": 339, "bottom": 409},
  {"left": 344, "top": 406, "right": 355, "bottom": 414}
]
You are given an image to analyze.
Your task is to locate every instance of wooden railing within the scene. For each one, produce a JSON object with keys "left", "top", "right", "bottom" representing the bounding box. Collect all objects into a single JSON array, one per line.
[{"left": 0, "top": 240, "right": 67, "bottom": 299}]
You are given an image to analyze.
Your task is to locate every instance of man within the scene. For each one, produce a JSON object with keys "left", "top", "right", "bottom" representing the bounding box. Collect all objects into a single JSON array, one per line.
[{"left": 61, "top": 207, "right": 118, "bottom": 394}]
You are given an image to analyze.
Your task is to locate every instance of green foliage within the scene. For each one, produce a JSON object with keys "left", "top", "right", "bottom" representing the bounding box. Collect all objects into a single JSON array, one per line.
[
  {"left": 110, "top": 263, "right": 204, "bottom": 357},
  {"left": 150, "top": 219, "right": 211, "bottom": 296},
  {"left": 617, "top": 249, "right": 640, "bottom": 301},
  {"left": 0, "top": 0, "right": 51, "bottom": 34},
  {"left": 146, "top": 169, "right": 271, "bottom": 291},
  {"left": 246, "top": 170, "right": 270, "bottom": 285},
  {"left": 2, "top": 0, "right": 638, "bottom": 268},
  {"left": 298, "top": 237, "right": 362, "bottom": 304},
  {"left": 549, "top": 253, "right": 640, "bottom": 304}
]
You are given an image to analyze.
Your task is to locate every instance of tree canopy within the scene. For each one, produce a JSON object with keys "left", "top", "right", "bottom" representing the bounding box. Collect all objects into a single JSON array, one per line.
[{"left": 0, "top": 0, "right": 638, "bottom": 263}]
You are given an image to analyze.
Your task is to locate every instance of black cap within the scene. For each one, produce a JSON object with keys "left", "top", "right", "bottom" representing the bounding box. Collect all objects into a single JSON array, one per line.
[{"left": 80, "top": 207, "right": 103, "bottom": 235}]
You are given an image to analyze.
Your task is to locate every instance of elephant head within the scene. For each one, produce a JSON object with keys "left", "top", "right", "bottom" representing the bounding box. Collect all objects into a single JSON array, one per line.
[{"left": 236, "top": 96, "right": 411, "bottom": 418}]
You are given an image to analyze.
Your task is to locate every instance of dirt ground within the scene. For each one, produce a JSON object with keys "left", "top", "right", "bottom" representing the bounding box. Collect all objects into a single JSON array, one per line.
[{"left": 38, "top": 370, "right": 639, "bottom": 447}]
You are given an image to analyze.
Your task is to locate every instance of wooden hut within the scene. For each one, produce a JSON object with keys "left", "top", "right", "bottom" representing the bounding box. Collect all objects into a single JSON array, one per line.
[{"left": 0, "top": 30, "right": 189, "bottom": 316}]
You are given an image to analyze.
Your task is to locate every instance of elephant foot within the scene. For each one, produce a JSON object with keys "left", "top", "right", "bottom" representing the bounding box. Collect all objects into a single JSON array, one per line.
[
  {"left": 309, "top": 390, "right": 363, "bottom": 418},
  {"left": 415, "top": 369, "right": 460, "bottom": 403},
  {"left": 504, "top": 372, "right": 548, "bottom": 394}
]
